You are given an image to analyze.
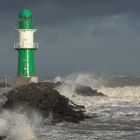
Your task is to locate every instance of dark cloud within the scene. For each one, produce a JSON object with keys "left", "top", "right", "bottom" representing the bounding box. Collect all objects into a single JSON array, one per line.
[
  {"left": 2, "top": 0, "right": 140, "bottom": 16},
  {"left": 33, "top": 0, "right": 140, "bottom": 25},
  {"left": 0, "top": 0, "right": 45, "bottom": 10},
  {"left": 0, "top": 0, "right": 140, "bottom": 76}
]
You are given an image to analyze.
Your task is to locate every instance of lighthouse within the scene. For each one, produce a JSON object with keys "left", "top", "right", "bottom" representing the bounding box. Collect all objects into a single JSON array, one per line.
[{"left": 15, "top": 9, "right": 38, "bottom": 85}]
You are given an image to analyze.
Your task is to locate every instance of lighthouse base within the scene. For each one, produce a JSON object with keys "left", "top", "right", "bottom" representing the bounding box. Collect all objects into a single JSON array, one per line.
[{"left": 16, "top": 76, "right": 39, "bottom": 86}]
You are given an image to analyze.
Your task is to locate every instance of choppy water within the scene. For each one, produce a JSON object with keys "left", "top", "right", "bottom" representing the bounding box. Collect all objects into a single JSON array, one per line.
[{"left": 1, "top": 73, "right": 140, "bottom": 140}]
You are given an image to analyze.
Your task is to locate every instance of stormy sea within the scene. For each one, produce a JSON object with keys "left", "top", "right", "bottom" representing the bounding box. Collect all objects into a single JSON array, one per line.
[{"left": 0, "top": 73, "right": 140, "bottom": 140}]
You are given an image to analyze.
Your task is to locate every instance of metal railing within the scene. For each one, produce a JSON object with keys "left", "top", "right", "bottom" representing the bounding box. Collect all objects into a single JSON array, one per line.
[{"left": 14, "top": 43, "right": 38, "bottom": 49}]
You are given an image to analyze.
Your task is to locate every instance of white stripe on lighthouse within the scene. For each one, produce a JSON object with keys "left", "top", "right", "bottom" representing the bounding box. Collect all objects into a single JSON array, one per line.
[{"left": 18, "top": 29, "right": 36, "bottom": 49}]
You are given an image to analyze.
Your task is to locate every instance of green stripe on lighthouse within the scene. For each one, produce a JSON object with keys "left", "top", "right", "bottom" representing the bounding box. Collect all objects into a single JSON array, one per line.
[
  {"left": 18, "top": 49, "right": 35, "bottom": 77},
  {"left": 19, "top": 9, "right": 33, "bottom": 29}
]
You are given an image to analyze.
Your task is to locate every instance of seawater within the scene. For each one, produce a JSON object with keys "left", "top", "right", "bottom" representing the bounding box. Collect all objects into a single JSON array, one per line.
[{"left": 0, "top": 73, "right": 140, "bottom": 140}]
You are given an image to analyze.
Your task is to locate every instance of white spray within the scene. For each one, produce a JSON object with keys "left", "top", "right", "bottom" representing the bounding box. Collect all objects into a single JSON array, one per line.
[
  {"left": 0, "top": 108, "right": 43, "bottom": 140},
  {"left": 55, "top": 73, "right": 140, "bottom": 118}
]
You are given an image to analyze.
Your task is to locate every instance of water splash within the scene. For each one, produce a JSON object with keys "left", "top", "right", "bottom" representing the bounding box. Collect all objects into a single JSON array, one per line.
[
  {"left": 54, "top": 72, "right": 105, "bottom": 88},
  {"left": 1, "top": 73, "right": 140, "bottom": 139},
  {"left": 0, "top": 108, "right": 43, "bottom": 140},
  {"left": 55, "top": 73, "right": 140, "bottom": 118},
  {"left": 0, "top": 118, "right": 9, "bottom": 137}
]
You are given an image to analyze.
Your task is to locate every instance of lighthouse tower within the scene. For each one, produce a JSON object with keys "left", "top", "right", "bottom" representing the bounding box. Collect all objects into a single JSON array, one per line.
[{"left": 15, "top": 9, "right": 38, "bottom": 85}]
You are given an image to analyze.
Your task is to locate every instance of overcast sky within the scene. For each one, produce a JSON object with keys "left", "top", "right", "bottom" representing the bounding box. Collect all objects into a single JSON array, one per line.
[{"left": 0, "top": 0, "right": 140, "bottom": 77}]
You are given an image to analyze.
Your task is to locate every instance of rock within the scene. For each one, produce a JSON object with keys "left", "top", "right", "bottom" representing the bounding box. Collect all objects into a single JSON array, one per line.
[
  {"left": 74, "top": 85, "right": 105, "bottom": 96},
  {"left": 54, "top": 81, "right": 106, "bottom": 97},
  {"left": 3, "top": 82, "right": 86, "bottom": 123}
]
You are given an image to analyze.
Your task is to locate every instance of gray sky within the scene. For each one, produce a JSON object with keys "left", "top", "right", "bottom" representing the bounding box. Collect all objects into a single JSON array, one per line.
[{"left": 0, "top": 0, "right": 140, "bottom": 76}]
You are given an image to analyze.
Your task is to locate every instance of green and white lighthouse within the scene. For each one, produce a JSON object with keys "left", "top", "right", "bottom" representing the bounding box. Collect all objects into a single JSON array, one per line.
[{"left": 15, "top": 9, "right": 38, "bottom": 85}]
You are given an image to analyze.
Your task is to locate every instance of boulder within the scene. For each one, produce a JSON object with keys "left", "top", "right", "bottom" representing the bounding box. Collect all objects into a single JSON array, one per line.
[
  {"left": 74, "top": 85, "right": 105, "bottom": 96},
  {"left": 3, "top": 82, "right": 86, "bottom": 123}
]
